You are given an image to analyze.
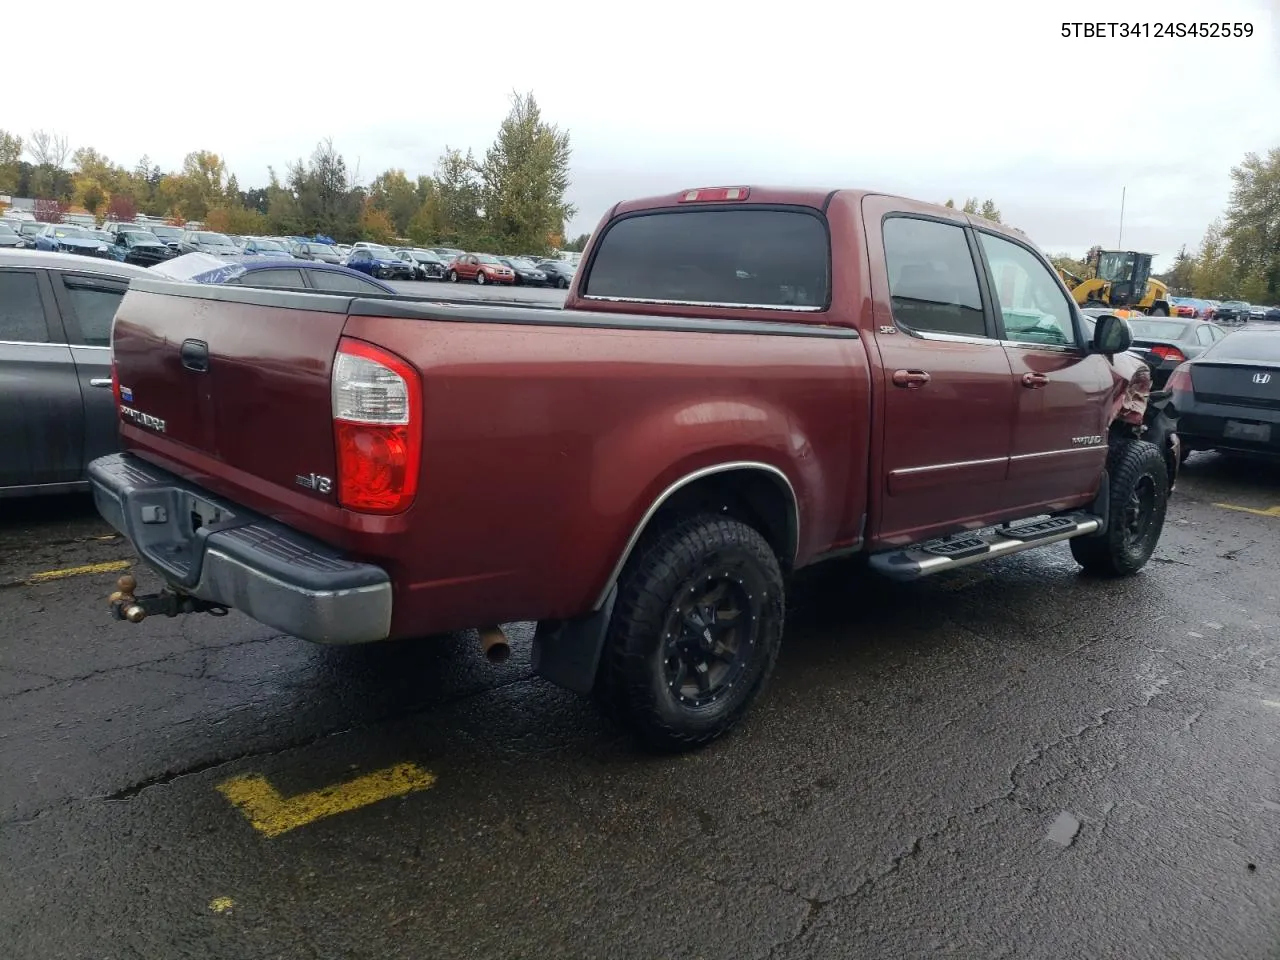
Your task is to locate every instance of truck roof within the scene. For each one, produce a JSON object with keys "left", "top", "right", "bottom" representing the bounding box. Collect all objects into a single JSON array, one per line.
[{"left": 608, "top": 185, "right": 1031, "bottom": 245}]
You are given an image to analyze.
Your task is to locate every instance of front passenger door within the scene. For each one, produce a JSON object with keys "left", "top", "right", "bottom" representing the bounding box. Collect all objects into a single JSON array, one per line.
[{"left": 976, "top": 230, "right": 1114, "bottom": 510}]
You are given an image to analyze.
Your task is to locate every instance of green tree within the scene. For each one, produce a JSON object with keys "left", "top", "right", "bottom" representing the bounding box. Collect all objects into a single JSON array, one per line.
[
  {"left": 942, "top": 197, "right": 1001, "bottom": 222},
  {"left": 205, "top": 204, "right": 267, "bottom": 235},
  {"left": 287, "top": 139, "right": 362, "bottom": 240},
  {"left": 74, "top": 176, "right": 106, "bottom": 216},
  {"left": 369, "top": 169, "right": 420, "bottom": 235},
  {"left": 1190, "top": 220, "right": 1236, "bottom": 299},
  {"left": 1222, "top": 148, "right": 1280, "bottom": 303},
  {"left": 433, "top": 146, "right": 484, "bottom": 247},
  {"left": 477, "top": 91, "right": 576, "bottom": 255},
  {"left": 1162, "top": 245, "right": 1196, "bottom": 295},
  {"left": 561, "top": 232, "right": 591, "bottom": 252},
  {"left": 173, "top": 150, "right": 229, "bottom": 219},
  {"left": 0, "top": 129, "right": 22, "bottom": 195}
]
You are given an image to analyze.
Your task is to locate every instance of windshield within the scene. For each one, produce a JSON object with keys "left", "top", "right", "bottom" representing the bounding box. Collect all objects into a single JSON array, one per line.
[
  {"left": 412, "top": 251, "right": 440, "bottom": 261},
  {"left": 50, "top": 226, "right": 90, "bottom": 239},
  {"left": 194, "top": 232, "right": 234, "bottom": 246},
  {"left": 1221, "top": 301, "right": 1248, "bottom": 308},
  {"left": 147, "top": 225, "right": 180, "bottom": 239},
  {"left": 478, "top": 255, "right": 502, "bottom": 265},
  {"left": 1096, "top": 251, "right": 1135, "bottom": 282},
  {"left": 0, "top": 224, "right": 15, "bottom": 236},
  {"left": 252, "top": 239, "right": 287, "bottom": 252},
  {"left": 1129, "top": 320, "right": 1190, "bottom": 339},
  {"left": 305, "top": 243, "right": 332, "bottom": 254},
  {"left": 506, "top": 257, "right": 536, "bottom": 268},
  {"left": 123, "top": 230, "right": 160, "bottom": 244},
  {"left": 365, "top": 246, "right": 394, "bottom": 259}
]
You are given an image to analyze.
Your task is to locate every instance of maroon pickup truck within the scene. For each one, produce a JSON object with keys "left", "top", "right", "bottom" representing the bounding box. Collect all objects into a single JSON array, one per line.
[{"left": 91, "top": 186, "right": 1178, "bottom": 750}]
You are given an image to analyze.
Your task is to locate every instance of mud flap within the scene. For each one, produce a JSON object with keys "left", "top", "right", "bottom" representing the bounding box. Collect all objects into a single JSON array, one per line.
[
  {"left": 531, "top": 584, "right": 618, "bottom": 695},
  {"left": 1083, "top": 468, "right": 1110, "bottom": 537}
]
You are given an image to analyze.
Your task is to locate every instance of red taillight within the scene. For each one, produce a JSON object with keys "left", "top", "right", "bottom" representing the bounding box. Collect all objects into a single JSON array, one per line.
[
  {"left": 331, "top": 338, "right": 421, "bottom": 514},
  {"left": 1151, "top": 345, "right": 1187, "bottom": 363},
  {"left": 677, "top": 186, "right": 750, "bottom": 203},
  {"left": 1166, "top": 363, "right": 1193, "bottom": 393}
]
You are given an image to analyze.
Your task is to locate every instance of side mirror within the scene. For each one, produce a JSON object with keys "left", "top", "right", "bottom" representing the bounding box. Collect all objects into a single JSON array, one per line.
[{"left": 1090, "top": 313, "right": 1133, "bottom": 356}]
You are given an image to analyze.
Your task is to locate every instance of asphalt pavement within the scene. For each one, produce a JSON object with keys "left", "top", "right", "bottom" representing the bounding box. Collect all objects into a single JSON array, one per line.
[{"left": 2, "top": 338, "right": 1279, "bottom": 958}]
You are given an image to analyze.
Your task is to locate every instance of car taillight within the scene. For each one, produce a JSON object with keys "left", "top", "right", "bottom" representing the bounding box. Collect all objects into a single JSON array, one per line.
[
  {"left": 1151, "top": 345, "right": 1187, "bottom": 363},
  {"left": 1166, "top": 363, "right": 1193, "bottom": 393},
  {"left": 331, "top": 337, "right": 421, "bottom": 514}
]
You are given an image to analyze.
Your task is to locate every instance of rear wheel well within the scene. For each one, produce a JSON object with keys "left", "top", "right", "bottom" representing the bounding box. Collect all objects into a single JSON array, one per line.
[{"left": 644, "top": 468, "right": 798, "bottom": 572}]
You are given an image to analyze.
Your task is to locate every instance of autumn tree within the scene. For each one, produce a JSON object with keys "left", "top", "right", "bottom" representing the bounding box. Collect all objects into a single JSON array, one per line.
[
  {"left": 478, "top": 91, "right": 576, "bottom": 255},
  {"left": 205, "top": 204, "right": 267, "bottom": 235},
  {"left": 75, "top": 178, "right": 107, "bottom": 216},
  {"left": 359, "top": 201, "right": 395, "bottom": 244},
  {"left": 107, "top": 194, "right": 138, "bottom": 223},
  {"left": 1190, "top": 220, "right": 1236, "bottom": 299},
  {"left": 33, "top": 198, "right": 67, "bottom": 222}
]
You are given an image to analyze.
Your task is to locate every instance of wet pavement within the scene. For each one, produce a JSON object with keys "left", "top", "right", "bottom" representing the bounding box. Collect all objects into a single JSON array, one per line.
[{"left": 2, "top": 454, "right": 1279, "bottom": 959}]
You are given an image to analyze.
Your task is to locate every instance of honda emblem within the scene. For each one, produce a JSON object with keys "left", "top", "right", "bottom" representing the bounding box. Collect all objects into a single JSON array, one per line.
[{"left": 1254, "top": 373, "right": 1272, "bottom": 385}]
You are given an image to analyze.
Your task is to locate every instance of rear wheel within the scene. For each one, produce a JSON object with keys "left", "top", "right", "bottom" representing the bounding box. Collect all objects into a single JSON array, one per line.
[
  {"left": 1070, "top": 439, "right": 1169, "bottom": 577},
  {"left": 594, "top": 514, "right": 785, "bottom": 752},
  {"left": 556, "top": 276, "right": 568, "bottom": 289}
]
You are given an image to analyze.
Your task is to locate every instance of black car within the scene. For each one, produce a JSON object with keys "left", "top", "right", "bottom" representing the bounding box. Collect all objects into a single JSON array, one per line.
[
  {"left": 1169, "top": 330, "right": 1280, "bottom": 461},
  {"left": 111, "top": 229, "right": 176, "bottom": 267},
  {"left": 1213, "top": 300, "right": 1251, "bottom": 324},
  {"left": 1264, "top": 305, "right": 1280, "bottom": 322},
  {"left": 537, "top": 258, "right": 576, "bottom": 289},
  {"left": 497, "top": 256, "right": 549, "bottom": 286},
  {"left": 1123, "top": 317, "right": 1227, "bottom": 389},
  {"left": 291, "top": 241, "right": 343, "bottom": 264},
  {"left": 0, "top": 249, "right": 155, "bottom": 496},
  {"left": 396, "top": 248, "right": 447, "bottom": 280}
]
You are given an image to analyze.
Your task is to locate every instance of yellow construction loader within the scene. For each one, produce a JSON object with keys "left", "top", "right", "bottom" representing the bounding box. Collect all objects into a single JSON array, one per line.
[{"left": 1058, "top": 250, "right": 1171, "bottom": 316}]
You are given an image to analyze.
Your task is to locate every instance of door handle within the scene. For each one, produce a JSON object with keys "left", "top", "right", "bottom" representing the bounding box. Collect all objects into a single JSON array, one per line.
[
  {"left": 1021, "top": 372, "right": 1049, "bottom": 389},
  {"left": 892, "top": 369, "right": 931, "bottom": 389},
  {"left": 180, "top": 339, "right": 209, "bottom": 373},
  {"left": 89, "top": 378, "right": 112, "bottom": 388}
]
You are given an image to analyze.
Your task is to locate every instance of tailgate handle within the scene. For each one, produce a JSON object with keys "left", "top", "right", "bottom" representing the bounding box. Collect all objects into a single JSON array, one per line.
[{"left": 180, "top": 339, "right": 209, "bottom": 373}]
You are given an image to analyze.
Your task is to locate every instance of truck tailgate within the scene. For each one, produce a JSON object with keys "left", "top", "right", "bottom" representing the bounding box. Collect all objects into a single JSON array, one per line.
[{"left": 111, "top": 284, "right": 348, "bottom": 503}]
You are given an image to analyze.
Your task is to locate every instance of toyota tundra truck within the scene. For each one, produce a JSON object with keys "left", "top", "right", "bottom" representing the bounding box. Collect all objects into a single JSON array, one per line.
[{"left": 89, "top": 186, "right": 1178, "bottom": 751}]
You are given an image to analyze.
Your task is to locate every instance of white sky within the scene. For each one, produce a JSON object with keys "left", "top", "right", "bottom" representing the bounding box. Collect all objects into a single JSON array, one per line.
[{"left": 8, "top": 0, "right": 1278, "bottom": 267}]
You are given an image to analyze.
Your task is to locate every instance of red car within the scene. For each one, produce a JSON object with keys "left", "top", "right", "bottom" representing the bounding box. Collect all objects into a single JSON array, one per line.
[
  {"left": 91, "top": 185, "right": 1178, "bottom": 750},
  {"left": 445, "top": 253, "right": 515, "bottom": 285}
]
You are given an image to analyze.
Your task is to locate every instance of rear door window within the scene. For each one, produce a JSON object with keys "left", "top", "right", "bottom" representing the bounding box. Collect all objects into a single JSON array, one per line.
[
  {"left": 233, "top": 268, "right": 307, "bottom": 289},
  {"left": 309, "top": 270, "right": 389, "bottom": 293},
  {"left": 57, "top": 275, "right": 127, "bottom": 346},
  {"left": 882, "top": 217, "right": 987, "bottom": 338},
  {"left": 583, "top": 208, "right": 829, "bottom": 308},
  {"left": 0, "top": 270, "right": 51, "bottom": 343}
]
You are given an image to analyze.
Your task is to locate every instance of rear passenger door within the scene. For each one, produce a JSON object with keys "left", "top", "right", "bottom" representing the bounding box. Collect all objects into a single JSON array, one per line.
[
  {"left": 973, "top": 229, "right": 1114, "bottom": 509},
  {"left": 862, "top": 197, "right": 1016, "bottom": 545},
  {"left": 0, "top": 268, "right": 85, "bottom": 488},
  {"left": 49, "top": 271, "right": 128, "bottom": 470}
]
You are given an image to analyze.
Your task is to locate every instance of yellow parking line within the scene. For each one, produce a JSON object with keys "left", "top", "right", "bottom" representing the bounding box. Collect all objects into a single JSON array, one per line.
[
  {"left": 6, "top": 559, "right": 132, "bottom": 587},
  {"left": 217, "top": 762, "right": 437, "bottom": 838},
  {"left": 1215, "top": 503, "right": 1280, "bottom": 518}
]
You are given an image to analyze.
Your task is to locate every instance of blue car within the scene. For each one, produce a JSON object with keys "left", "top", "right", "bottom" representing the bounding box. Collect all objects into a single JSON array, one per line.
[
  {"left": 153, "top": 254, "right": 399, "bottom": 294},
  {"left": 32, "top": 223, "right": 112, "bottom": 258},
  {"left": 345, "top": 244, "right": 416, "bottom": 281}
]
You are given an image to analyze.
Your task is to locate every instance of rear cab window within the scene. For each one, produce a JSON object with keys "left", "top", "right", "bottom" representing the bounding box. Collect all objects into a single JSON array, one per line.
[{"left": 581, "top": 208, "right": 829, "bottom": 309}]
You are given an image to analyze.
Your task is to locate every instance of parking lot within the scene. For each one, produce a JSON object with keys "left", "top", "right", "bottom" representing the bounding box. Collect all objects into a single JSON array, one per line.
[{"left": 3, "top": 331, "right": 1280, "bottom": 960}]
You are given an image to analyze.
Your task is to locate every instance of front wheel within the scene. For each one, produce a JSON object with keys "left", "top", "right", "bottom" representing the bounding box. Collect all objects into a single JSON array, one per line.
[
  {"left": 1070, "top": 439, "right": 1169, "bottom": 577},
  {"left": 447, "top": 270, "right": 458, "bottom": 282},
  {"left": 476, "top": 272, "right": 486, "bottom": 285},
  {"left": 594, "top": 514, "right": 785, "bottom": 751}
]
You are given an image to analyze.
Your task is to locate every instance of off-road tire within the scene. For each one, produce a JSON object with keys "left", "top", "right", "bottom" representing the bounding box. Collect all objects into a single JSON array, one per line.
[
  {"left": 594, "top": 514, "right": 785, "bottom": 752},
  {"left": 1070, "top": 439, "right": 1169, "bottom": 577}
]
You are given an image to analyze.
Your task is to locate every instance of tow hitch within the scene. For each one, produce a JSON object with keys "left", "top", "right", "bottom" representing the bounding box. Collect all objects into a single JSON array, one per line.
[{"left": 108, "top": 573, "right": 229, "bottom": 624}]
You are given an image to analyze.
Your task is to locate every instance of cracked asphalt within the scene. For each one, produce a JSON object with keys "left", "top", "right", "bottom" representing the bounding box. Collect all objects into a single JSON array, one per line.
[{"left": 2, "top": 454, "right": 1279, "bottom": 959}]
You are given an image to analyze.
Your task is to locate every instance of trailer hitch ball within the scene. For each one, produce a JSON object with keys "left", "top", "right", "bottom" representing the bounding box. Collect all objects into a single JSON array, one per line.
[{"left": 123, "top": 603, "right": 148, "bottom": 623}]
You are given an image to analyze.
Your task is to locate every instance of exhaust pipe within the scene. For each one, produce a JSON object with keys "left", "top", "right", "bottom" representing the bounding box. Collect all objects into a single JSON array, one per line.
[{"left": 478, "top": 625, "right": 511, "bottom": 664}]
